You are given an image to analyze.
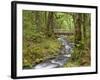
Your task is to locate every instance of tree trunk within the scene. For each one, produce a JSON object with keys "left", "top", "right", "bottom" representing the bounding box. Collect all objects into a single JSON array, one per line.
[
  {"left": 83, "top": 14, "right": 87, "bottom": 40},
  {"left": 35, "top": 12, "right": 41, "bottom": 32},
  {"left": 46, "top": 12, "right": 54, "bottom": 37},
  {"left": 74, "top": 13, "right": 82, "bottom": 44}
]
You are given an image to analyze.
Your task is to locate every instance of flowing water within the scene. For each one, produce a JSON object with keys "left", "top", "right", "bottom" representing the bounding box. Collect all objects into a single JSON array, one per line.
[{"left": 33, "top": 35, "right": 74, "bottom": 69}]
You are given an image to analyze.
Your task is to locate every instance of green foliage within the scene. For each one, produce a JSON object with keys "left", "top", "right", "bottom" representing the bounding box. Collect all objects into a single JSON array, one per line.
[
  {"left": 23, "top": 10, "right": 91, "bottom": 69},
  {"left": 23, "top": 36, "right": 61, "bottom": 68},
  {"left": 64, "top": 59, "right": 79, "bottom": 67},
  {"left": 55, "top": 13, "right": 74, "bottom": 31},
  {"left": 68, "top": 39, "right": 90, "bottom": 67}
]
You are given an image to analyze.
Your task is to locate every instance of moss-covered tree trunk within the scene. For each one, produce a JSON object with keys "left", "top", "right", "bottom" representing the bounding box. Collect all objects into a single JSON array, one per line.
[
  {"left": 46, "top": 12, "right": 54, "bottom": 37},
  {"left": 74, "top": 13, "right": 82, "bottom": 44}
]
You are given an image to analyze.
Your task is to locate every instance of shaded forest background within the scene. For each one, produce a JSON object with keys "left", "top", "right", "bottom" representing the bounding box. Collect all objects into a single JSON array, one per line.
[{"left": 23, "top": 10, "right": 91, "bottom": 69}]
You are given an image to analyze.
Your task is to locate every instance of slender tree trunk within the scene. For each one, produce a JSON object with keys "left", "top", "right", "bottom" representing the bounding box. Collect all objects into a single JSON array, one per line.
[
  {"left": 74, "top": 13, "right": 82, "bottom": 44},
  {"left": 35, "top": 12, "right": 41, "bottom": 32},
  {"left": 46, "top": 12, "right": 54, "bottom": 37},
  {"left": 83, "top": 14, "right": 87, "bottom": 40}
]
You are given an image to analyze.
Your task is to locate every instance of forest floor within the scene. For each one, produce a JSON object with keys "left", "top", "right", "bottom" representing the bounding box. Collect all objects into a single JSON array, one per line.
[
  {"left": 64, "top": 42, "right": 91, "bottom": 67},
  {"left": 23, "top": 35, "right": 91, "bottom": 69},
  {"left": 23, "top": 37, "right": 61, "bottom": 69}
]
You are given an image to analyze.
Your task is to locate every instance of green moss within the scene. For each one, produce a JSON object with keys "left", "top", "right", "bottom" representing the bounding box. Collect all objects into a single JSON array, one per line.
[{"left": 64, "top": 62, "right": 79, "bottom": 67}]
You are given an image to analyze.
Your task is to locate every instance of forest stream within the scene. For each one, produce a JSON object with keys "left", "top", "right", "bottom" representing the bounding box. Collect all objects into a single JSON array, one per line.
[{"left": 33, "top": 36, "right": 74, "bottom": 69}]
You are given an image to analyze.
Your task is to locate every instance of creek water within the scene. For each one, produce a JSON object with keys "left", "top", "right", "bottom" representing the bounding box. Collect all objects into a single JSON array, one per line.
[{"left": 33, "top": 36, "right": 74, "bottom": 69}]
